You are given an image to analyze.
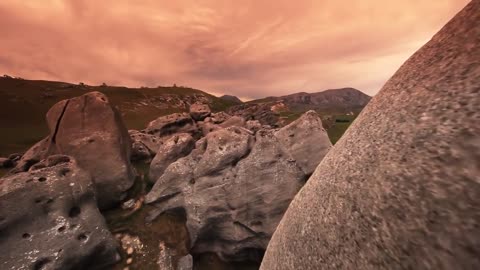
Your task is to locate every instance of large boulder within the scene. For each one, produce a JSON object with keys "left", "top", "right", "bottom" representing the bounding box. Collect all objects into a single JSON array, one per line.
[
  {"left": 145, "top": 113, "right": 199, "bottom": 138},
  {"left": 145, "top": 126, "right": 308, "bottom": 260},
  {"left": 275, "top": 110, "right": 332, "bottom": 175},
  {"left": 189, "top": 102, "right": 211, "bottom": 121},
  {"left": 44, "top": 91, "right": 135, "bottom": 209},
  {"left": 0, "top": 155, "right": 120, "bottom": 270},
  {"left": 11, "top": 92, "right": 135, "bottom": 209},
  {"left": 148, "top": 133, "right": 195, "bottom": 183},
  {"left": 261, "top": 2, "right": 480, "bottom": 270}
]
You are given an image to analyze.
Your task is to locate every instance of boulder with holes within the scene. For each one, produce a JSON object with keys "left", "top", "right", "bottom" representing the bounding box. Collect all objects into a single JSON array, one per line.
[
  {"left": 129, "top": 130, "right": 164, "bottom": 162},
  {"left": 261, "top": 2, "right": 480, "bottom": 269},
  {"left": 0, "top": 155, "right": 120, "bottom": 270},
  {"left": 189, "top": 102, "right": 211, "bottom": 121},
  {"left": 145, "top": 114, "right": 331, "bottom": 260},
  {"left": 148, "top": 133, "right": 195, "bottom": 184}
]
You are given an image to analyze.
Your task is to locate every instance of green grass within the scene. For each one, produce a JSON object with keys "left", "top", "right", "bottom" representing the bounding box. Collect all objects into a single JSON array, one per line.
[
  {"left": 327, "top": 114, "right": 357, "bottom": 144},
  {"left": 0, "top": 78, "right": 236, "bottom": 156}
]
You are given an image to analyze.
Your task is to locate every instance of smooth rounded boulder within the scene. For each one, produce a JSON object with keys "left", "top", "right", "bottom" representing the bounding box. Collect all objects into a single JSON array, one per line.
[
  {"left": 261, "top": 2, "right": 480, "bottom": 269},
  {"left": 0, "top": 155, "right": 120, "bottom": 270},
  {"left": 45, "top": 91, "right": 135, "bottom": 209}
]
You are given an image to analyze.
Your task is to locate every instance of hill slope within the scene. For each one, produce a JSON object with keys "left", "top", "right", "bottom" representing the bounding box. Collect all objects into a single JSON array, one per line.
[{"left": 0, "top": 76, "right": 236, "bottom": 155}]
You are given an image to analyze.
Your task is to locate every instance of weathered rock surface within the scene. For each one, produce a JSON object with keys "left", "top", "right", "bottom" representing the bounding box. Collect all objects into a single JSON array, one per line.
[
  {"left": 11, "top": 92, "right": 135, "bottom": 209},
  {"left": 148, "top": 133, "right": 195, "bottom": 183},
  {"left": 189, "top": 103, "right": 211, "bottom": 121},
  {"left": 45, "top": 91, "right": 135, "bottom": 209},
  {"left": 261, "top": 2, "right": 480, "bottom": 269},
  {"left": 0, "top": 155, "right": 119, "bottom": 270},
  {"left": 145, "top": 113, "right": 199, "bottom": 138},
  {"left": 11, "top": 137, "right": 50, "bottom": 173},
  {"left": 177, "top": 254, "right": 193, "bottom": 270},
  {"left": 275, "top": 110, "right": 332, "bottom": 175},
  {"left": 219, "top": 116, "right": 246, "bottom": 129},
  {"left": 129, "top": 130, "right": 164, "bottom": 161},
  {"left": 210, "top": 111, "right": 232, "bottom": 124},
  {"left": 145, "top": 110, "right": 332, "bottom": 260},
  {"left": 227, "top": 103, "right": 280, "bottom": 127}
]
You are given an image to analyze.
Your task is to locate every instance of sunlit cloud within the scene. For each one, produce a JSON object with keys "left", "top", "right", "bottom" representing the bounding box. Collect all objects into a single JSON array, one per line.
[{"left": 0, "top": 0, "right": 470, "bottom": 99}]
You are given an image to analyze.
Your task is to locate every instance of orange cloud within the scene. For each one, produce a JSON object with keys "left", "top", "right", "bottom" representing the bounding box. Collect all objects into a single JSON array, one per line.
[{"left": 0, "top": 0, "right": 470, "bottom": 99}]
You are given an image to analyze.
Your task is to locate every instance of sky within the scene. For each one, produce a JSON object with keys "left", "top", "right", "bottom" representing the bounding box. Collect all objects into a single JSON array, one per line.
[{"left": 0, "top": 0, "right": 470, "bottom": 100}]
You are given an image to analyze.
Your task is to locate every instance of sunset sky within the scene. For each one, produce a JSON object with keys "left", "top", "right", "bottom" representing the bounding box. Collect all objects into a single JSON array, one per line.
[{"left": 0, "top": 0, "right": 470, "bottom": 100}]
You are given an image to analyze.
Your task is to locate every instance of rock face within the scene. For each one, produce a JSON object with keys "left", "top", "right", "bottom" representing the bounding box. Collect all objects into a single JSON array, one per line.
[
  {"left": 11, "top": 92, "right": 135, "bottom": 209},
  {"left": 261, "top": 2, "right": 480, "bottom": 270},
  {"left": 145, "top": 111, "right": 332, "bottom": 260},
  {"left": 148, "top": 133, "right": 195, "bottom": 183},
  {"left": 45, "top": 91, "right": 135, "bottom": 209},
  {"left": 275, "top": 110, "right": 332, "bottom": 175},
  {"left": 189, "top": 103, "right": 211, "bottom": 121},
  {"left": 145, "top": 113, "right": 199, "bottom": 138},
  {"left": 129, "top": 130, "right": 164, "bottom": 161},
  {"left": 0, "top": 155, "right": 119, "bottom": 270}
]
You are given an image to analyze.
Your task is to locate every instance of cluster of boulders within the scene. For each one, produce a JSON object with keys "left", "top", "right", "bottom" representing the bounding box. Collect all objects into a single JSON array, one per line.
[
  {"left": 144, "top": 109, "right": 332, "bottom": 260},
  {"left": 0, "top": 92, "right": 333, "bottom": 268}
]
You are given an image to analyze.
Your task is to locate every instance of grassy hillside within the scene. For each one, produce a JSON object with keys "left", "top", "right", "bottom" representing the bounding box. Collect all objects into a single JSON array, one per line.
[{"left": 0, "top": 77, "right": 236, "bottom": 156}]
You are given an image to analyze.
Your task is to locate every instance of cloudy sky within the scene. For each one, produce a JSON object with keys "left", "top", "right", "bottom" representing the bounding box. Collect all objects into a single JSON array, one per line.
[{"left": 0, "top": 0, "right": 470, "bottom": 99}]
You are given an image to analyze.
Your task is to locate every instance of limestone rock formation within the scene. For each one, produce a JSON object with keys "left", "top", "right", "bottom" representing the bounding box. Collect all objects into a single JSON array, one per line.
[
  {"left": 145, "top": 110, "right": 332, "bottom": 260},
  {"left": 145, "top": 112, "right": 199, "bottom": 138},
  {"left": 261, "top": 2, "right": 480, "bottom": 269},
  {"left": 219, "top": 116, "right": 246, "bottom": 129},
  {"left": 0, "top": 155, "right": 119, "bottom": 270},
  {"left": 11, "top": 92, "right": 135, "bottom": 209},
  {"left": 210, "top": 111, "right": 232, "bottom": 124},
  {"left": 129, "top": 130, "right": 164, "bottom": 161},
  {"left": 275, "top": 110, "right": 332, "bottom": 175},
  {"left": 148, "top": 133, "right": 195, "bottom": 183},
  {"left": 189, "top": 102, "right": 211, "bottom": 121}
]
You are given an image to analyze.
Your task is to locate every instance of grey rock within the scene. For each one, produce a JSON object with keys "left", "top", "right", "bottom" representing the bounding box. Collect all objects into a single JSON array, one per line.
[
  {"left": 0, "top": 155, "right": 119, "bottom": 270},
  {"left": 129, "top": 130, "right": 164, "bottom": 161},
  {"left": 210, "top": 111, "right": 232, "bottom": 124},
  {"left": 275, "top": 110, "right": 332, "bottom": 175},
  {"left": 189, "top": 102, "right": 211, "bottom": 121},
  {"left": 43, "top": 91, "right": 135, "bottom": 210},
  {"left": 148, "top": 133, "right": 195, "bottom": 183},
  {"left": 219, "top": 115, "right": 246, "bottom": 128},
  {"left": 11, "top": 137, "right": 50, "bottom": 173},
  {"left": 145, "top": 127, "right": 306, "bottom": 260},
  {"left": 177, "top": 254, "right": 193, "bottom": 270},
  {"left": 145, "top": 112, "right": 199, "bottom": 138},
  {"left": 261, "top": 2, "right": 480, "bottom": 270}
]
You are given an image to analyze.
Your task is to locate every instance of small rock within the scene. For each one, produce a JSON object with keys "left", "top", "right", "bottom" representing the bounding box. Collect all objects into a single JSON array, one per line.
[
  {"left": 189, "top": 102, "right": 211, "bottom": 121},
  {"left": 126, "top": 258, "right": 133, "bottom": 265},
  {"left": 121, "top": 199, "right": 136, "bottom": 210},
  {"left": 126, "top": 247, "right": 134, "bottom": 255}
]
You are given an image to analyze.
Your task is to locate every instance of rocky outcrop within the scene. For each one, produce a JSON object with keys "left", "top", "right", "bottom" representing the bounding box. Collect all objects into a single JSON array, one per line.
[
  {"left": 210, "top": 111, "right": 232, "bottom": 124},
  {"left": 275, "top": 110, "right": 332, "bottom": 175},
  {"left": 0, "top": 155, "right": 119, "bottom": 270},
  {"left": 219, "top": 116, "right": 246, "bottom": 129},
  {"left": 11, "top": 92, "right": 135, "bottom": 210},
  {"left": 148, "top": 133, "right": 195, "bottom": 183},
  {"left": 261, "top": 2, "right": 480, "bottom": 269},
  {"left": 227, "top": 103, "right": 280, "bottom": 127},
  {"left": 189, "top": 103, "right": 211, "bottom": 121},
  {"left": 145, "top": 111, "right": 332, "bottom": 260},
  {"left": 145, "top": 113, "right": 199, "bottom": 138},
  {"left": 129, "top": 130, "right": 164, "bottom": 161}
]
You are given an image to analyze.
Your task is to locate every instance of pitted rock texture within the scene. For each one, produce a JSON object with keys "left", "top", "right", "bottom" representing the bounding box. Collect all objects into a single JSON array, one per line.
[
  {"left": 0, "top": 155, "right": 119, "bottom": 270},
  {"left": 145, "top": 110, "right": 331, "bottom": 260},
  {"left": 145, "top": 113, "right": 199, "bottom": 138},
  {"left": 129, "top": 130, "right": 164, "bottom": 161},
  {"left": 148, "top": 133, "right": 195, "bottom": 183},
  {"left": 261, "top": 2, "right": 480, "bottom": 269},
  {"left": 189, "top": 102, "right": 211, "bottom": 121}
]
